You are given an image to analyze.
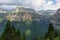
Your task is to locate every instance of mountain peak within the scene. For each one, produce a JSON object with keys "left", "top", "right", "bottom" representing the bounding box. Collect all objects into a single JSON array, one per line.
[
  {"left": 11, "top": 6, "right": 36, "bottom": 14},
  {"left": 56, "top": 8, "right": 60, "bottom": 14},
  {"left": 38, "top": 10, "right": 56, "bottom": 17}
]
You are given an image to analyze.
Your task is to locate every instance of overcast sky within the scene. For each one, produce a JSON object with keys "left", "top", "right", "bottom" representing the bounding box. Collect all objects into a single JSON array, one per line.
[{"left": 0, "top": 0, "right": 60, "bottom": 11}]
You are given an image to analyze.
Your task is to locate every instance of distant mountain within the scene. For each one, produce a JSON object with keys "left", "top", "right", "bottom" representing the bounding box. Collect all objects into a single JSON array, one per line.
[
  {"left": 38, "top": 10, "right": 56, "bottom": 17},
  {"left": 5, "top": 7, "right": 45, "bottom": 21},
  {"left": 0, "top": 7, "right": 60, "bottom": 40},
  {"left": 11, "top": 7, "right": 36, "bottom": 13},
  {"left": 51, "top": 8, "right": 60, "bottom": 30},
  {"left": 0, "top": 8, "right": 12, "bottom": 13},
  {"left": 56, "top": 8, "right": 60, "bottom": 14},
  {"left": 0, "top": 7, "right": 48, "bottom": 38}
]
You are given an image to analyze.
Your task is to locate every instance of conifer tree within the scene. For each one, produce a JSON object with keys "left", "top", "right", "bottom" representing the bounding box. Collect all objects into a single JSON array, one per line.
[
  {"left": 58, "top": 31, "right": 60, "bottom": 40},
  {"left": 1, "top": 20, "right": 18, "bottom": 40},
  {"left": 15, "top": 29, "right": 21, "bottom": 40},
  {"left": 20, "top": 33, "right": 26, "bottom": 40},
  {"left": 48, "top": 23, "right": 55, "bottom": 40},
  {"left": 10, "top": 24, "right": 16, "bottom": 40},
  {"left": 44, "top": 23, "right": 55, "bottom": 40},
  {"left": 1, "top": 20, "right": 12, "bottom": 40}
]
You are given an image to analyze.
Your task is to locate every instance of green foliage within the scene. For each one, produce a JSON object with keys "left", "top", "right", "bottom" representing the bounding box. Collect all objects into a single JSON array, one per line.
[
  {"left": 48, "top": 23, "right": 54, "bottom": 32},
  {"left": 54, "top": 37, "right": 59, "bottom": 40},
  {"left": 15, "top": 29, "right": 21, "bottom": 40},
  {"left": 54, "top": 30, "right": 58, "bottom": 37},
  {"left": 1, "top": 20, "right": 26, "bottom": 40},
  {"left": 1, "top": 21, "right": 15, "bottom": 40},
  {"left": 1, "top": 20, "right": 12, "bottom": 40},
  {"left": 1, "top": 20, "right": 60, "bottom": 40},
  {"left": 44, "top": 23, "right": 55, "bottom": 40},
  {"left": 58, "top": 31, "right": 60, "bottom": 40},
  {"left": 35, "top": 36, "right": 45, "bottom": 40},
  {"left": 20, "top": 33, "right": 26, "bottom": 40}
]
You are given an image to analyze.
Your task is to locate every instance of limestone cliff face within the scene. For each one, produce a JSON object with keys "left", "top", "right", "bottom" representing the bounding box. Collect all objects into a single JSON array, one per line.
[
  {"left": 23, "top": 13, "right": 32, "bottom": 22},
  {"left": 5, "top": 7, "right": 34, "bottom": 22},
  {"left": 6, "top": 14, "right": 20, "bottom": 21},
  {"left": 5, "top": 6, "right": 44, "bottom": 22}
]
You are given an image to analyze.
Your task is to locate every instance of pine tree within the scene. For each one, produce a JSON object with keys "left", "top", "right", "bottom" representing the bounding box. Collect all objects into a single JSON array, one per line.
[
  {"left": 1, "top": 20, "right": 18, "bottom": 40},
  {"left": 54, "top": 30, "right": 58, "bottom": 37},
  {"left": 44, "top": 23, "right": 55, "bottom": 40},
  {"left": 35, "top": 36, "right": 45, "bottom": 40},
  {"left": 10, "top": 24, "right": 16, "bottom": 40},
  {"left": 15, "top": 29, "right": 21, "bottom": 40},
  {"left": 0, "top": 35, "right": 1, "bottom": 40},
  {"left": 58, "top": 31, "right": 60, "bottom": 40},
  {"left": 48, "top": 23, "right": 55, "bottom": 40},
  {"left": 1, "top": 20, "right": 12, "bottom": 40},
  {"left": 20, "top": 33, "right": 26, "bottom": 40}
]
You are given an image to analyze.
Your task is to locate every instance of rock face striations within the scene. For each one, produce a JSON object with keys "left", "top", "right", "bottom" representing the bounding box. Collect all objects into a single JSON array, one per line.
[
  {"left": 0, "top": 7, "right": 60, "bottom": 40},
  {"left": 51, "top": 8, "right": 60, "bottom": 30},
  {"left": 5, "top": 6, "right": 44, "bottom": 22}
]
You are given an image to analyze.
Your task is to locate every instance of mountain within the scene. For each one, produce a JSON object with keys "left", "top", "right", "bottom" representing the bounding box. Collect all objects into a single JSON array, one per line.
[
  {"left": 0, "top": 7, "right": 50, "bottom": 40},
  {"left": 51, "top": 8, "right": 60, "bottom": 30},
  {"left": 38, "top": 10, "right": 56, "bottom": 17},
  {"left": 0, "top": 7, "right": 60, "bottom": 40},
  {"left": 11, "top": 7, "right": 36, "bottom": 13},
  {"left": 5, "top": 7, "right": 45, "bottom": 22},
  {"left": 0, "top": 8, "right": 12, "bottom": 13}
]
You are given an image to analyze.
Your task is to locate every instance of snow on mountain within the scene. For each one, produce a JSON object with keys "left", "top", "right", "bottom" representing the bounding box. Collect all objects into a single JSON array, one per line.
[
  {"left": 51, "top": 8, "right": 60, "bottom": 30},
  {"left": 38, "top": 10, "right": 56, "bottom": 16}
]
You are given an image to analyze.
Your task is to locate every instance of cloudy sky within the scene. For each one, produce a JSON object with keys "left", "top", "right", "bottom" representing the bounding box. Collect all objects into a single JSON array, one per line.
[{"left": 0, "top": 0, "right": 60, "bottom": 11}]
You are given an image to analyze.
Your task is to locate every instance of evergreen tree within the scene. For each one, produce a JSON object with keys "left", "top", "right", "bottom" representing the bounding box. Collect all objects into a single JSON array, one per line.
[
  {"left": 1, "top": 20, "right": 21, "bottom": 40},
  {"left": 10, "top": 24, "right": 16, "bottom": 40},
  {"left": 20, "top": 33, "right": 26, "bottom": 40},
  {"left": 36, "top": 36, "right": 45, "bottom": 40},
  {"left": 15, "top": 29, "right": 21, "bottom": 40},
  {"left": 54, "top": 30, "right": 58, "bottom": 37},
  {"left": 0, "top": 35, "right": 1, "bottom": 40},
  {"left": 44, "top": 23, "right": 55, "bottom": 40},
  {"left": 34, "top": 36, "right": 39, "bottom": 40},
  {"left": 58, "top": 31, "right": 60, "bottom": 40},
  {"left": 1, "top": 20, "right": 12, "bottom": 40}
]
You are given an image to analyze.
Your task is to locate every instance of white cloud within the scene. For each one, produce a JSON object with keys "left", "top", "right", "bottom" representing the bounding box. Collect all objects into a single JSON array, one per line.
[
  {"left": 47, "top": 1, "right": 53, "bottom": 5},
  {"left": 43, "top": 1, "right": 53, "bottom": 10},
  {"left": 0, "top": 5, "right": 17, "bottom": 10},
  {"left": 56, "top": 0, "right": 60, "bottom": 3},
  {"left": 0, "top": 0, "right": 13, "bottom": 3},
  {"left": 25, "top": 0, "right": 46, "bottom": 10},
  {"left": 42, "top": 0, "right": 60, "bottom": 10},
  {"left": 0, "top": 0, "right": 60, "bottom": 10}
]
